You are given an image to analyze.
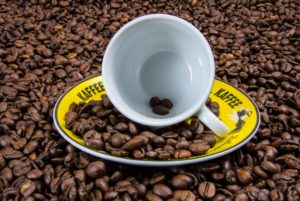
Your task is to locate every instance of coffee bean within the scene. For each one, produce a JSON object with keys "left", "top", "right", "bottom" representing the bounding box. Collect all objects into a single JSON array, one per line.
[
  {"left": 128, "top": 122, "right": 138, "bottom": 135},
  {"left": 200, "top": 134, "right": 216, "bottom": 147},
  {"left": 111, "top": 148, "right": 129, "bottom": 157},
  {"left": 55, "top": 69, "right": 67, "bottom": 79},
  {"left": 161, "top": 98, "right": 173, "bottom": 109},
  {"left": 212, "top": 172, "right": 225, "bottom": 182},
  {"left": 198, "top": 182, "right": 216, "bottom": 199},
  {"left": 61, "top": 177, "right": 76, "bottom": 192},
  {"left": 14, "top": 40, "right": 26, "bottom": 47},
  {"left": 258, "top": 189, "right": 270, "bottom": 201},
  {"left": 148, "top": 173, "right": 166, "bottom": 185},
  {"left": 95, "top": 177, "right": 109, "bottom": 193},
  {"left": 1, "top": 147, "right": 23, "bottom": 159},
  {"left": 55, "top": 55, "right": 68, "bottom": 65},
  {"left": 20, "top": 179, "right": 36, "bottom": 197},
  {"left": 196, "top": 162, "right": 220, "bottom": 173},
  {"left": 85, "top": 137, "right": 104, "bottom": 150},
  {"left": 174, "top": 190, "right": 196, "bottom": 201},
  {"left": 237, "top": 169, "right": 253, "bottom": 185},
  {"left": 180, "top": 129, "right": 193, "bottom": 139},
  {"left": 101, "top": 94, "right": 112, "bottom": 108},
  {"left": 135, "top": 183, "right": 147, "bottom": 197},
  {"left": 189, "top": 118, "right": 200, "bottom": 131},
  {"left": 73, "top": 152, "right": 90, "bottom": 169},
  {"left": 175, "top": 141, "right": 190, "bottom": 150},
  {"left": 65, "top": 111, "right": 78, "bottom": 127},
  {"left": 157, "top": 150, "right": 171, "bottom": 160},
  {"left": 253, "top": 166, "right": 269, "bottom": 179},
  {"left": 115, "top": 122, "right": 129, "bottom": 132},
  {"left": 189, "top": 140, "right": 210, "bottom": 155},
  {"left": 161, "top": 131, "right": 178, "bottom": 139},
  {"left": 127, "top": 186, "right": 138, "bottom": 199},
  {"left": 0, "top": 102, "right": 8, "bottom": 112},
  {"left": 115, "top": 180, "right": 130, "bottom": 191},
  {"left": 225, "top": 170, "right": 237, "bottom": 184},
  {"left": 1, "top": 86, "right": 17, "bottom": 96},
  {"left": 85, "top": 161, "right": 106, "bottom": 178},
  {"left": 163, "top": 145, "right": 175, "bottom": 156},
  {"left": 104, "top": 191, "right": 119, "bottom": 200},
  {"left": 151, "top": 136, "right": 165, "bottom": 147},
  {"left": 110, "top": 171, "right": 122, "bottom": 183},
  {"left": 89, "top": 189, "right": 103, "bottom": 201},
  {"left": 152, "top": 183, "right": 172, "bottom": 199},
  {"left": 166, "top": 139, "right": 177, "bottom": 146},
  {"left": 152, "top": 105, "right": 169, "bottom": 115},
  {"left": 23, "top": 140, "right": 38, "bottom": 155},
  {"left": 0, "top": 167, "right": 13, "bottom": 183},
  {"left": 235, "top": 193, "right": 249, "bottom": 201},
  {"left": 26, "top": 169, "right": 43, "bottom": 180},
  {"left": 83, "top": 130, "right": 104, "bottom": 150},
  {"left": 122, "top": 135, "right": 149, "bottom": 151},
  {"left": 12, "top": 138, "right": 27, "bottom": 150},
  {"left": 174, "top": 150, "right": 192, "bottom": 159},
  {"left": 261, "top": 160, "right": 281, "bottom": 173},
  {"left": 270, "top": 189, "right": 284, "bottom": 201},
  {"left": 195, "top": 123, "right": 204, "bottom": 135},
  {"left": 172, "top": 174, "right": 194, "bottom": 190},
  {"left": 140, "top": 131, "right": 157, "bottom": 139},
  {"left": 133, "top": 149, "right": 145, "bottom": 159},
  {"left": 110, "top": 133, "right": 128, "bottom": 148},
  {"left": 150, "top": 97, "right": 161, "bottom": 107}
]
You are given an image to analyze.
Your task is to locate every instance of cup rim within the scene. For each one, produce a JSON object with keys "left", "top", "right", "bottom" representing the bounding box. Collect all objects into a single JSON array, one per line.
[{"left": 103, "top": 14, "right": 215, "bottom": 127}]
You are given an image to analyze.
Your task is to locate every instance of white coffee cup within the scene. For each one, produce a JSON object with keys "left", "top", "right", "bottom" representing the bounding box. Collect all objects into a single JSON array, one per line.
[{"left": 103, "top": 14, "right": 229, "bottom": 138}]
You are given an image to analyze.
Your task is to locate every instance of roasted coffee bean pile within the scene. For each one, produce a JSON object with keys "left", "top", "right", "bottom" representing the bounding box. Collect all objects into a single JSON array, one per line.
[
  {"left": 65, "top": 95, "right": 217, "bottom": 159},
  {"left": 150, "top": 97, "right": 174, "bottom": 115},
  {"left": 0, "top": 0, "right": 300, "bottom": 200}
]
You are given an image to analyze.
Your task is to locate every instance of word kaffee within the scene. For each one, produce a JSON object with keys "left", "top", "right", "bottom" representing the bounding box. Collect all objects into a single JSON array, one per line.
[
  {"left": 213, "top": 88, "right": 242, "bottom": 109},
  {"left": 77, "top": 82, "right": 105, "bottom": 101}
]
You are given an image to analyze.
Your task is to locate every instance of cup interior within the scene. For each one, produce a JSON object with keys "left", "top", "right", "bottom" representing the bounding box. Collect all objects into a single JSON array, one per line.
[{"left": 103, "top": 14, "right": 214, "bottom": 126}]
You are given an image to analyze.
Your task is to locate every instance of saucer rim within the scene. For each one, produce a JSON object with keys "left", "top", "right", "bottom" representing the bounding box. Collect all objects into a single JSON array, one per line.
[{"left": 53, "top": 74, "right": 260, "bottom": 166}]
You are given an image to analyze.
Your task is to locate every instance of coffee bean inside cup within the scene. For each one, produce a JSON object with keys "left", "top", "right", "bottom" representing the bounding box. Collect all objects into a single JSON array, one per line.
[{"left": 149, "top": 97, "right": 173, "bottom": 115}]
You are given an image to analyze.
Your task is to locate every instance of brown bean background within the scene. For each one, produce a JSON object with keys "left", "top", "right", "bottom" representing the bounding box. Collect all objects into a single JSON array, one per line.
[{"left": 0, "top": 0, "right": 300, "bottom": 201}]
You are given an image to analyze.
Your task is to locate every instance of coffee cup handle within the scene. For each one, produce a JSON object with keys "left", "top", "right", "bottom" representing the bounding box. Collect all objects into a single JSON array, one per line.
[{"left": 197, "top": 106, "right": 229, "bottom": 138}]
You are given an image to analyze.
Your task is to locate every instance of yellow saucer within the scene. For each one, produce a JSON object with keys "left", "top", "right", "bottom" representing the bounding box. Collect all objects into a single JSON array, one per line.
[{"left": 53, "top": 75, "right": 260, "bottom": 166}]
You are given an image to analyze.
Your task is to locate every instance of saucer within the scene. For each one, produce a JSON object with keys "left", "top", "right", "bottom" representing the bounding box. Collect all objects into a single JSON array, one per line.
[{"left": 53, "top": 75, "right": 260, "bottom": 166}]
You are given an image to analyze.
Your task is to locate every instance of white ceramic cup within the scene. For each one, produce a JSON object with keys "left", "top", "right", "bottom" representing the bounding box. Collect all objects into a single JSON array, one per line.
[{"left": 103, "top": 14, "right": 229, "bottom": 138}]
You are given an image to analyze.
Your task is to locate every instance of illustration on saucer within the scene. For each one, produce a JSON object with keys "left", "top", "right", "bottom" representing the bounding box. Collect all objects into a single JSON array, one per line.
[{"left": 229, "top": 108, "right": 253, "bottom": 134}]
